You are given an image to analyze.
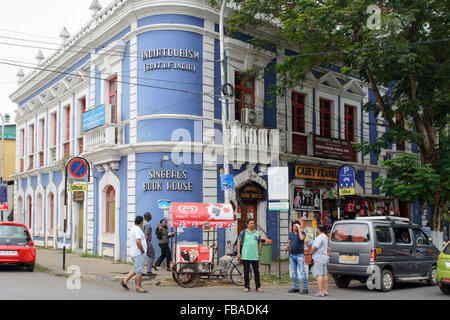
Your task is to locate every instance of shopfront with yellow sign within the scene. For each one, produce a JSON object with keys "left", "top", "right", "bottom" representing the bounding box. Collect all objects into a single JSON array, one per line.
[{"left": 292, "top": 164, "right": 339, "bottom": 232}]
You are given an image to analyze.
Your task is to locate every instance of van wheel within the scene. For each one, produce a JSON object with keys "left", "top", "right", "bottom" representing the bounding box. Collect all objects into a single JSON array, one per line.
[
  {"left": 427, "top": 265, "right": 437, "bottom": 286},
  {"left": 380, "top": 270, "right": 394, "bottom": 292},
  {"left": 334, "top": 276, "right": 351, "bottom": 288},
  {"left": 440, "top": 285, "right": 450, "bottom": 294}
]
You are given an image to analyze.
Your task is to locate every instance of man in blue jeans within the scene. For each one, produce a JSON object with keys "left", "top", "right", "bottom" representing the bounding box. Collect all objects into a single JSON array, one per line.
[{"left": 284, "top": 221, "right": 308, "bottom": 294}]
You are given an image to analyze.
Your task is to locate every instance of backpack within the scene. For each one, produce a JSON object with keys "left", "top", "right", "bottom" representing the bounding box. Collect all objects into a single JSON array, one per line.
[{"left": 232, "top": 230, "right": 246, "bottom": 255}]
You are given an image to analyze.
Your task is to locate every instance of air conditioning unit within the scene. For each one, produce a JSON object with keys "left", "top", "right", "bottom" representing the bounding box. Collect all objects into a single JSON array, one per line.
[{"left": 241, "top": 108, "right": 257, "bottom": 125}]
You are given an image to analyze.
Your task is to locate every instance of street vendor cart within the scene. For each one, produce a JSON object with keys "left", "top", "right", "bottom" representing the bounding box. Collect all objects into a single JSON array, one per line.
[{"left": 169, "top": 202, "right": 246, "bottom": 288}]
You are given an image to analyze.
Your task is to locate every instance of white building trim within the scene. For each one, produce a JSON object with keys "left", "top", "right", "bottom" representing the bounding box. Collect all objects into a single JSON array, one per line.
[{"left": 98, "top": 168, "right": 121, "bottom": 260}]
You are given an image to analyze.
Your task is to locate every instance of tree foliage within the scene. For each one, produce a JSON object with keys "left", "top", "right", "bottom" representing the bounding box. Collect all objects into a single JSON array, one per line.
[{"left": 211, "top": 0, "right": 450, "bottom": 230}]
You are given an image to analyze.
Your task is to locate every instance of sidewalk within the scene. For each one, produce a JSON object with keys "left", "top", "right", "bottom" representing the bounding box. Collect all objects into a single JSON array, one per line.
[{"left": 35, "top": 248, "right": 317, "bottom": 288}]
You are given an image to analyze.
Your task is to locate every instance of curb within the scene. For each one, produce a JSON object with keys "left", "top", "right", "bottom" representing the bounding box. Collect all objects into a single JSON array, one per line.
[{"left": 36, "top": 264, "right": 334, "bottom": 288}]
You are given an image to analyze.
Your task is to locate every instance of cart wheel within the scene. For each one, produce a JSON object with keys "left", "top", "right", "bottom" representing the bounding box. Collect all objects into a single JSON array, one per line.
[
  {"left": 173, "top": 265, "right": 200, "bottom": 288},
  {"left": 230, "top": 262, "right": 251, "bottom": 286}
]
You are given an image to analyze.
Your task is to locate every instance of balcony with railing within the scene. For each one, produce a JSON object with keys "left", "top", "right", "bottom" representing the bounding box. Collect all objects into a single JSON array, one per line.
[
  {"left": 82, "top": 124, "right": 125, "bottom": 171},
  {"left": 227, "top": 122, "right": 280, "bottom": 165}
]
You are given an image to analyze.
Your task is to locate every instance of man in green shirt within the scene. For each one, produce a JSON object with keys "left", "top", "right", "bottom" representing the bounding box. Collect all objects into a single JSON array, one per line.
[{"left": 237, "top": 219, "right": 262, "bottom": 293}]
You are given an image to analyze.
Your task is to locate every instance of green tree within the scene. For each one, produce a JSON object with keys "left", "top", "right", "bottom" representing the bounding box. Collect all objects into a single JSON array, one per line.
[{"left": 211, "top": 0, "right": 450, "bottom": 231}]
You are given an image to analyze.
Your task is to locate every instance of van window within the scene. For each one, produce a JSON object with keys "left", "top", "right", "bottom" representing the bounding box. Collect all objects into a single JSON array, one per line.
[
  {"left": 413, "top": 229, "right": 429, "bottom": 245},
  {"left": 375, "top": 226, "right": 392, "bottom": 243},
  {"left": 0, "top": 225, "right": 30, "bottom": 246},
  {"left": 331, "top": 223, "right": 370, "bottom": 243},
  {"left": 444, "top": 243, "right": 450, "bottom": 255},
  {"left": 393, "top": 227, "right": 412, "bottom": 245}
]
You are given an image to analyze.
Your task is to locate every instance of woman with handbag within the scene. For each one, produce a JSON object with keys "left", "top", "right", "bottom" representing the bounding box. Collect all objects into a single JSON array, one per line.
[{"left": 154, "top": 219, "right": 176, "bottom": 271}]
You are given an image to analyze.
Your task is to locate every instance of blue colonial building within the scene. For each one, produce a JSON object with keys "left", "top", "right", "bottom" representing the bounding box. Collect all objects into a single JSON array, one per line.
[{"left": 10, "top": 0, "right": 424, "bottom": 262}]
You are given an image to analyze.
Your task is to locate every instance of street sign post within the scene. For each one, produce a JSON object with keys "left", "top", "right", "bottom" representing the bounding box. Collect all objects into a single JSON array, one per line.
[
  {"left": 0, "top": 181, "right": 7, "bottom": 204},
  {"left": 337, "top": 165, "right": 356, "bottom": 219},
  {"left": 64, "top": 157, "right": 91, "bottom": 270},
  {"left": 267, "top": 167, "right": 289, "bottom": 280},
  {"left": 220, "top": 174, "right": 234, "bottom": 191}
]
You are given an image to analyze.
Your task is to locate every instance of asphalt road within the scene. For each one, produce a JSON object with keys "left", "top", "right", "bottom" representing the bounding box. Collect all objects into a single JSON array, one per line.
[{"left": 0, "top": 266, "right": 448, "bottom": 300}]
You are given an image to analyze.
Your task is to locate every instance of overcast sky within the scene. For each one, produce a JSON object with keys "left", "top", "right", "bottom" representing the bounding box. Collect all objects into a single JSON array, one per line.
[{"left": 0, "top": 0, "right": 105, "bottom": 124}]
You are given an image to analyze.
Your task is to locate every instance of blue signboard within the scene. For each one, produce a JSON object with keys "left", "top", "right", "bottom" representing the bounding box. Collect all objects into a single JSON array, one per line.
[
  {"left": 82, "top": 104, "right": 106, "bottom": 132},
  {"left": 220, "top": 175, "right": 234, "bottom": 191},
  {"left": 158, "top": 199, "right": 171, "bottom": 210},
  {"left": 339, "top": 165, "right": 356, "bottom": 196},
  {"left": 0, "top": 182, "right": 7, "bottom": 203}
]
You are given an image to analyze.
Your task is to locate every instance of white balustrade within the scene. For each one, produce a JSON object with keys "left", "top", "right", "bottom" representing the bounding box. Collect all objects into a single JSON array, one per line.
[{"left": 83, "top": 124, "right": 124, "bottom": 153}]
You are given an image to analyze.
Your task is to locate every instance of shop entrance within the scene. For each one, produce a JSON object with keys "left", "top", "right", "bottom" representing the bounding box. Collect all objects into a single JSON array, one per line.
[
  {"left": 399, "top": 200, "right": 409, "bottom": 218},
  {"left": 237, "top": 201, "right": 257, "bottom": 235}
]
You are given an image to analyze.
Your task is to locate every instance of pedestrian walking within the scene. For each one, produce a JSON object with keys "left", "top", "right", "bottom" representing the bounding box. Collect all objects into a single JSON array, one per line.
[
  {"left": 310, "top": 225, "right": 329, "bottom": 297},
  {"left": 284, "top": 220, "right": 308, "bottom": 294},
  {"left": 121, "top": 216, "right": 148, "bottom": 293},
  {"left": 154, "top": 219, "right": 176, "bottom": 271},
  {"left": 237, "top": 219, "right": 263, "bottom": 293},
  {"left": 142, "top": 212, "right": 157, "bottom": 277}
]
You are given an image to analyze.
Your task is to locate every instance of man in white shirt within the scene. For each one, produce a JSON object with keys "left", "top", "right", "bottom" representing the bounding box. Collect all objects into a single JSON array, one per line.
[
  {"left": 121, "top": 216, "right": 148, "bottom": 293},
  {"left": 310, "top": 225, "right": 329, "bottom": 297}
]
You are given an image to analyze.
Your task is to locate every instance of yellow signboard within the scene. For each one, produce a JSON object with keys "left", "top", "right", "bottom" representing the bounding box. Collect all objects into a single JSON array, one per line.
[
  {"left": 339, "top": 188, "right": 355, "bottom": 196},
  {"left": 295, "top": 165, "right": 338, "bottom": 181},
  {"left": 68, "top": 184, "right": 88, "bottom": 192}
]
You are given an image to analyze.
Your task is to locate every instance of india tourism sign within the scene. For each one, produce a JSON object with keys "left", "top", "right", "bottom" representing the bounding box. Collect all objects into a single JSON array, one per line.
[{"left": 142, "top": 48, "right": 200, "bottom": 72}]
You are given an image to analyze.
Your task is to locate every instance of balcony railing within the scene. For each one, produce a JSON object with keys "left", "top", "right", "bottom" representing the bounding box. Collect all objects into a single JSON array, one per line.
[
  {"left": 228, "top": 122, "right": 280, "bottom": 164},
  {"left": 83, "top": 124, "right": 124, "bottom": 153}
]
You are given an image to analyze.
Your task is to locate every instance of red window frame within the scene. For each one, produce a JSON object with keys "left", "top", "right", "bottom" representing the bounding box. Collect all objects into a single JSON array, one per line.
[
  {"left": 30, "top": 124, "right": 35, "bottom": 153},
  {"left": 39, "top": 119, "right": 45, "bottom": 167},
  {"left": 40, "top": 119, "right": 45, "bottom": 150},
  {"left": 50, "top": 193, "right": 54, "bottom": 230},
  {"left": 106, "top": 186, "right": 115, "bottom": 234},
  {"left": 109, "top": 77, "right": 118, "bottom": 124},
  {"left": 52, "top": 112, "right": 57, "bottom": 147},
  {"left": 292, "top": 92, "right": 305, "bottom": 133},
  {"left": 28, "top": 195, "right": 32, "bottom": 228},
  {"left": 396, "top": 113, "right": 405, "bottom": 151},
  {"left": 21, "top": 128, "right": 25, "bottom": 159},
  {"left": 65, "top": 105, "right": 70, "bottom": 141},
  {"left": 63, "top": 106, "right": 70, "bottom": 157},
  {"left": 234, "top": 72, "right": 255, "bottom": 122},
  {"left": 320, "top": 98, "right": 332, "bottom": 138},
  {"left": 345, "top": 105, "right": 355, "bottom": 142},
  {"left": 79, "top": 97, "right": 86, "bottom": 154}
]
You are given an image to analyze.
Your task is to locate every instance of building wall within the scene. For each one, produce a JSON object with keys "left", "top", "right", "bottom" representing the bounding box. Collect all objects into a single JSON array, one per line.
[
  {"left": 9, "top": 0, "right": 421, "bottom": 261},
  {"left": 1, "top": 139, "right": 16, "bottom": 181}
]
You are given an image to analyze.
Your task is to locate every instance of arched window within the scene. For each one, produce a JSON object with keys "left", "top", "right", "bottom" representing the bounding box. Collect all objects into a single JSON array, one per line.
[
  {"left": 105, "top": 186, "right": 115, "bottom": 234},
  {"left": 27, "top": 195, "right": 32, "bottom": 228},
  {"left": 49, "top": 193, "right": 55, "bottom": 230},
  {"left": 36, "top": 194, "right": 43, "bottom": 232}
]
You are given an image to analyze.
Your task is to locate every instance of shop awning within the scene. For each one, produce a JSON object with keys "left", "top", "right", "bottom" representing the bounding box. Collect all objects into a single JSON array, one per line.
[{"left": 169, "top": 203, "right": 235, "bottom": 228}]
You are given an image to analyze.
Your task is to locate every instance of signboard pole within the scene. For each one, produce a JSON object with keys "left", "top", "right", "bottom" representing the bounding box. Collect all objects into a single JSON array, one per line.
[
  {"left": 278, "top": 210, "right": 281, "bottom": 280},
  {"left": 63, "top": 157, "right": 91, "bottom": 270}
]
